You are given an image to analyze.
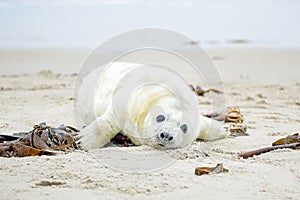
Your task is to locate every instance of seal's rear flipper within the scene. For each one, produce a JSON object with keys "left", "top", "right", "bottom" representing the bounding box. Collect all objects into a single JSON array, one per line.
[{"left": 197, "top": 116, "right": 230, "bottom": 141}]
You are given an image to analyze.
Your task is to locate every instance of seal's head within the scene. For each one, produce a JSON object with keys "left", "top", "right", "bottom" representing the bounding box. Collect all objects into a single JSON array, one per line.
[
  {"left": 141, "top": 98, "right": 195, "bottom": 149},
  {"left": 128, "top": 83, "right": 196, "bottom": 149},
  {"left": 148, "top": 114, "right": 190, "bottom": 149}
]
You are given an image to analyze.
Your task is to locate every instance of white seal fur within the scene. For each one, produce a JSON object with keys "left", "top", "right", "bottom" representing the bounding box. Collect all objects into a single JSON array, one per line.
[{"left": 76, "top": 62, "right": 229, "bottom": 149}]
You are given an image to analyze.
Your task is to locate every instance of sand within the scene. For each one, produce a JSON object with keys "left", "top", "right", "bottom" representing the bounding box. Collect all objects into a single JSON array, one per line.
[{"left": 0, "top": 47, "right": 300, "bottom": 200}]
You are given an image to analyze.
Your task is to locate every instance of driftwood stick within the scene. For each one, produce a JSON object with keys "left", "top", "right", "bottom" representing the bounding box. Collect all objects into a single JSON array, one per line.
[{"left": 238, "top": 142, "right": 300, "bottom": 159}]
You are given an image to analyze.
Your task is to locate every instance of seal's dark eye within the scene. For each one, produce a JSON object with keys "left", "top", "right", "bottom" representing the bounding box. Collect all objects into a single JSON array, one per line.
[
  {"left": 156, "top": 115, "right": 165, "bottom": 123},
  {"left": 180, "top": 124, "right": 188, "bottom": 134}
]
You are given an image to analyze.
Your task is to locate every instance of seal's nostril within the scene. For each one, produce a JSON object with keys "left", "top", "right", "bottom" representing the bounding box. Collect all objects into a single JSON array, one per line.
[
  {"left": 159, "top": 132, "right": 172, "bottom": 141},
  {"left": 160, "top": 132, "right": 164, "bottom": 138}
]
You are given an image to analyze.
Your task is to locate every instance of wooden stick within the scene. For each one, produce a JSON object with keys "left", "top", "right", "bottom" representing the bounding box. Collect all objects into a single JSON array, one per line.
[{"left": 238, "top": 142, "right": 300, "bottom": 159}]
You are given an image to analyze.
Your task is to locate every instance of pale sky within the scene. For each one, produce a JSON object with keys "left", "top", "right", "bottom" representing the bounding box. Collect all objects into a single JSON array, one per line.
[{"left": 0, "top": 0, "right": 299, "bottom": 48}]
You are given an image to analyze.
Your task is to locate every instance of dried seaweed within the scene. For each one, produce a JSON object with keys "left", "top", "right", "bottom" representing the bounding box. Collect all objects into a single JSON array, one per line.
[
  {"left": 0, "top": 122, "right": 79, "bottom": 157},
  {"left": 238, "top": 133, "right": 300, "bottom": 159},
  {"left": 205, "top": 107, "right": 244, "bottom": 124},
  {"left": 205, "top": 107, "right": 248, "bottom": 137},
  {"left": 189, "top": 85, "right": 223, "bottom": 96},
  {"left": 109, "top": 133, "right": 135, "bottom": 147},
  {"left": 195, "top": 163, "right": 228, "bottom": 176},
  {"left": 272, "top": 133, "right": 299, "bottom": 146}
]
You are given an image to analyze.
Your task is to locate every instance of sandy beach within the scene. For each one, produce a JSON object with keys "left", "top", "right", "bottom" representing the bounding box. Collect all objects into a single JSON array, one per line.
[{"left": 0, "top": 47, "right": 300, "bottom": 199}]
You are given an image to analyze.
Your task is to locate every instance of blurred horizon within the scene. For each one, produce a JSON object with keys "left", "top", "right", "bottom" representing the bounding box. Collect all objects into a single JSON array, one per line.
[{"left": 0, "top": 0, "right": 300, "bottom": 48}]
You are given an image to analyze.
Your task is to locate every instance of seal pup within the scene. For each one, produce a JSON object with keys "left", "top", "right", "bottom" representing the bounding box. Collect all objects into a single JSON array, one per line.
[{"left": 76, "top": 62, "right": 229, "bottom": 149}]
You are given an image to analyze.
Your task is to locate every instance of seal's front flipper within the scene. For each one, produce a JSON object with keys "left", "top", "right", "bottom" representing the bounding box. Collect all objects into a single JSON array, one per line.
[
  {"left": 197, "top": 116, "right": 230, "bottom": 141},
  {"left": 77, "top": 117, "right": 120, "bottom": 150}
]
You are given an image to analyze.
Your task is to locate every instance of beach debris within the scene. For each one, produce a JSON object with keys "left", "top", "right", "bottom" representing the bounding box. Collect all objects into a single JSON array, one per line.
[
  {"left": 272, "top": 133, "right": 300, "bottom": 146},
  {"left": 226, "top": 39, "right": 250, "bottom": 44},
  {"left": 184, "top": 40, "right": 200, "bottom": 46},
  {"left": 0, "top": 122, "right": 79, "bottom": 157},
  {"left": 204, "top": 107, "right": 244, "bottom": 124},
  {"left": 189, "top": 85, "right": 223, "bottom": 96},
  {"left": 225, "top": 107, "right": 244, "bottom": 123},
  {"left": 238, "top": 143, "right": 300, "bottom": 159},
  {"left": 106, "top": 133, "right": 135, "bottom": 147},
  {"left": 205, "top": 107, "right": 248, "bottom": 137},
  {"left": 195, "top": 163, "right": 228, "bottom": 176},
  {"left": 226, "top": 123, "right": 248, "bottom": 137},
  {"left": 0, "top": 143, "right": 55, "bottom": 157},
  {"left": 36, "top": 180, "right": 66, "bottom": 187},
  {"left": 238, "top": 133, "right": 300, "bottom": 159}
]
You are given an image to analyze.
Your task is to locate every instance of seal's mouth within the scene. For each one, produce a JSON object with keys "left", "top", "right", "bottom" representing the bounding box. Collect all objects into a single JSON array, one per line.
[
  {"left": 152, "top": 143, "right": 166, "bottom": 149},
  {"left": 156, "top": 143, "right": 178, "bottom": 150}
]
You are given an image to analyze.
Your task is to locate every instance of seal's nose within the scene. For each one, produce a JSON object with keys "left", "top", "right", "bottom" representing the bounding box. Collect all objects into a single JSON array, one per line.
[{"left": 159, "top": 132, "right": 174, "bottom": 142}]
